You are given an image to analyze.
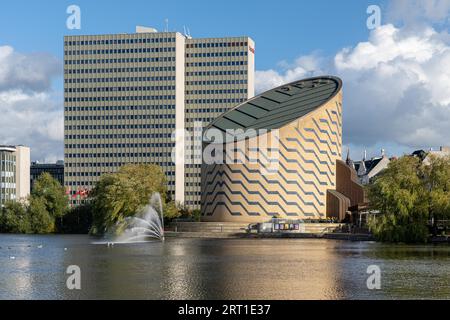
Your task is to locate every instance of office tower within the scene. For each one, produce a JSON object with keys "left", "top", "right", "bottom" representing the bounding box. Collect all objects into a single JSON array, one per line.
[
  {"left": 64, "top": 27, "right": 254, "bottom": 206},
  {"left": 184, "top": 37, "right": 255, "bottom": 208},
  {"left": 0, "top": 145, "right": 30, "bottom": 206}
]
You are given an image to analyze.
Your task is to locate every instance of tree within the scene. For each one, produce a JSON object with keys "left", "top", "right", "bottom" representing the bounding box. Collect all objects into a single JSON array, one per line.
[
  {"left": 28, "top": 196, "right": 55, "bottom": 234},
  {"left": 0, "top": 201, "right": 30, "bottom": 234},
  {"left": 90, "top": 164, "right": 171, "bottom": 234},
  {"left": 421, "top": 155, "right": 450, "bottom": 223},
  {"left": 31, "top": 172, "right": 68, "bottom": 219},
  {"left": 368, "top": 155, "right": 450, "bottom": 243}
]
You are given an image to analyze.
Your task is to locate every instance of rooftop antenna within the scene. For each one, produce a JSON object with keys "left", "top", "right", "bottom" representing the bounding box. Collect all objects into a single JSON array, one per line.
[
  {"left": 187, "top": 26, "right": 192, "bottom": 38},
  {"left": 164, "top": 18, "right": 169, "bottom": 32}
]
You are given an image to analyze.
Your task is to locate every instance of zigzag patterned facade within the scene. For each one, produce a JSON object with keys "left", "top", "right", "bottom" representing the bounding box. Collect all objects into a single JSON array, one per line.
[{"left": 201, "top": 76, "right": 343, "bottom": 222}]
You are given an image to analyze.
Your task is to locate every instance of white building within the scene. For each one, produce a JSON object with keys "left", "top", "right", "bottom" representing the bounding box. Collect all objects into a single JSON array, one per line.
[{"left": 0, "top": 145, "right": 30, "bottom": 206}]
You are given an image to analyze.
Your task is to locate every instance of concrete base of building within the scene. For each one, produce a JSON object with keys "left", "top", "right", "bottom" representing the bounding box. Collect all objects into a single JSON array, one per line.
[
  {"left": 168, "top": 222, "right": 348, "bottom": 236},
  {"left": 169, "top": 222, "right": 249, "bottom": 234}
]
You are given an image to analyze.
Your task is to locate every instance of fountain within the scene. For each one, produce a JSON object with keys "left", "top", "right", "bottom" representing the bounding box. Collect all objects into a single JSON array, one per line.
[{"left": 100, "top": 193, "right": 165, "bottom": 245}]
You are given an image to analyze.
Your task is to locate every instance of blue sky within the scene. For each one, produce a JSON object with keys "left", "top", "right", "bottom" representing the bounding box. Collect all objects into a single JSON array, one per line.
[
  {"left": 0, "top": 0, "right": 449, "bottom": 162},
  {"left": 0, "top": 0, "right": 384, "bottom": 68}
]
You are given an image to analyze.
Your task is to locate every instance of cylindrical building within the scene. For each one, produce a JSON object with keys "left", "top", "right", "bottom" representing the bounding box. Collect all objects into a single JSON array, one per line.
[{"left": 201, "top": 76, "right": 343, "bottom": 222}]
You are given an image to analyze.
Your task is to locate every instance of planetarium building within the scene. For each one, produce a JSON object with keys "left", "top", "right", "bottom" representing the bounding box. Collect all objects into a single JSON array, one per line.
[{"left": 201, "top": 76, "right": 351, "bottom": 223}]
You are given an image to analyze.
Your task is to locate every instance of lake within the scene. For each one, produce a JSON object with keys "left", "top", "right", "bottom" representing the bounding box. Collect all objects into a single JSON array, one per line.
[{"left": 1, "top": 234, "right": 449, "bottom": 300}]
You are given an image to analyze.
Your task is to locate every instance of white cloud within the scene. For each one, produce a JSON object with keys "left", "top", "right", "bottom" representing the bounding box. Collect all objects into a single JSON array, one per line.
[
  {"left": 255, "top": 2, "right": 450, "bottom": 158},
  {"left": 335, "top": 23, "right": 450, "bottom": 150},
  {"left": 386, "top": 0, "right": 450, "bottom": 26},
  {"left": 255, "top": 53, "right": 326, "bottom": 93},
  {"left": 0, "top": 46, "right": 63, "bottom": 162}
]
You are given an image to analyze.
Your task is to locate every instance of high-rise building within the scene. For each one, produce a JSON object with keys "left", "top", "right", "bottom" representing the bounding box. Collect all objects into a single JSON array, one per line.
[
  {"left": 64, "top": 27, "right": 254, "bottom": 206},
  {"left": 0, "top": 145, "right": 30, "bottom": 207}
]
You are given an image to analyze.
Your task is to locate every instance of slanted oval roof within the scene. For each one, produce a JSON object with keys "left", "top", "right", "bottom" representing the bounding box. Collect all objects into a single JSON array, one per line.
[{"left": 204, "top": 75, "right": 342, "bottom": 143}]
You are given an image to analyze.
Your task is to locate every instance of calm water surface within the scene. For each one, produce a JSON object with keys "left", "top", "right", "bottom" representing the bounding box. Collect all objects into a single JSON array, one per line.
[{"left": 1, "top": 234, "right": 449, "bottom": 300}]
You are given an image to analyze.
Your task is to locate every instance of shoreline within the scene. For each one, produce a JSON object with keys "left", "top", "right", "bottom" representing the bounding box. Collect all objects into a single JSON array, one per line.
[{"left": 164, "top": 231, "right": 376, "bottom": 241}]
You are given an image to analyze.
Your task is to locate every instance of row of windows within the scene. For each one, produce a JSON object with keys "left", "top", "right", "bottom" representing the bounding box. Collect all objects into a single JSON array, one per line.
[
  {"left": 65, "top": 124, "right": 176, "bottom": 130},
  {"left": 66, "top": 180, "right": 176, "bottom": 187},
  {"left": 186, "top": 98, "right": 246, "bottom": 104},
  {"left": 186, "top": 51, "right": 247, "bottom": 58},
  {"left": 186, "top": 80, "right": 247, "bottom": 86},
  {"left": 65, "top": 105, "right": 175, "bottom": 112},
  {"left": 186, "top": 107, "right": 228, "bottom": 114},
  {"left": 186, "top": 70, "right": 246, "bottom": 77},
  {"left": 65, "top": 114, "right": 175, "bottom": 121},
  {"left": 186, "top": 89, "right": 247, "bottom": 95},
  {"left": 65, "top": 133, "right": 174, "bottom": 140},
  {"left": 66, "top": 143, "right": 174, "bottom": 150},
  {"left": 65, "top": 57, "right": 175, "bottom": 65},
  {"left": 186, "top": 42, "right": 248, "bottom": 48},
  {"left": 65, "top": 95, "right": 176, "bottom": 102},
  {"left": 66, "top": 153, "right": 175, "bottom": 160},
  {"left": 66, "top": 161, "right": 174, "bottom": 170},
  {"left": 186, "top": 117, "right": 219, "bottom": 123},
  {"left": 65, "top": 47, "right": 176, "bottom": 55},
  {"left": 66, "top": 141, "right": 173, "bottom": 148},
  {"left": 186, "top": 61, "right": 247, "bottom": 67},
  {"left": 65, "top": 38, "right": 176, "bottom": 46},
  {"left": 65, "top": 86, "right": 176, "bottom": 93},
  {"left": 65, "top": 66, "right": 176, "bottom": 74},
  {"left": 66, "top": 172, "right": 174, "bottom": 180},
  {"left": 65, "top": 76, "right": 176, "bottom": 83},
  {"left": 185, "top": 182, "right": 201, "bottom": 187}
]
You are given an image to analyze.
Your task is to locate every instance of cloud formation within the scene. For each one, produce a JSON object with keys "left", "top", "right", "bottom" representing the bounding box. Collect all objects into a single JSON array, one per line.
[
  {"left": 255, "top": 2, "right": 450, "bottom": 159},
  {"left": 386, "top": 0, "right": 450, "bottom": 26},
  {"left": 0, "top": 46, "right": 63, "bottom": 162}
]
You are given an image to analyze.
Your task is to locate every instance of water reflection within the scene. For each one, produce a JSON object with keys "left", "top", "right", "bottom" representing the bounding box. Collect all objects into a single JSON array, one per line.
[{"left": 1, "top": 235, "right": 450, "bottom": 300}]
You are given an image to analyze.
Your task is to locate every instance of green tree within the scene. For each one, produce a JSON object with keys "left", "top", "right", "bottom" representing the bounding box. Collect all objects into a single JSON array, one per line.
[
  {"left": 31, "top": 172, "right": 68, "bottom": 219},
  {"left": 421, "top": 155, "right": 450, "bottom": 223},
  {"left": 27, "top": 196, "right": 55, "bottom": 234},
  {"left": 368, "top": 155, "right": 450, "bottom": 243},
  {"left": 0, "top": 201, "right": 30, "bottom": 234},
  {"left": 90, "top": 164, "right": 171, "bottom": 234}
]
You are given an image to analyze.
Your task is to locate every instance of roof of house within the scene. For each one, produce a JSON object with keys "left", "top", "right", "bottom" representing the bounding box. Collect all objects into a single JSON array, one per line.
[{"left": 354, "top": 157, "right": 383, "bottom": 175}]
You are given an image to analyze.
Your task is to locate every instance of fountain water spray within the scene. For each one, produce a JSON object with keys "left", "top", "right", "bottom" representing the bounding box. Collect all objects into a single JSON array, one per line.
[{"left": 110, "top": 193, "right": 165, "bottom": 244}]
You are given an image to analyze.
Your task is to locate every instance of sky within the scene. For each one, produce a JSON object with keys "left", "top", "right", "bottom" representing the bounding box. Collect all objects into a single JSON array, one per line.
[{"left": 0, "top": 0, "right": 449, "bottom": 162}]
